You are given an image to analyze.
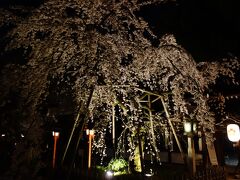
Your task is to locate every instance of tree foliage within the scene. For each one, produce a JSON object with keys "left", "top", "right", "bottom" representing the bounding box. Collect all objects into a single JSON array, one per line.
[{"left": 0, "top": 0, "right": 239, "bottom": 178}]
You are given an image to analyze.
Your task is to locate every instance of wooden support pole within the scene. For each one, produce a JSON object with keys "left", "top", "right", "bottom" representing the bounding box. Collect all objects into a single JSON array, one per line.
[
  {"left": 67, "top": 87, "right": 95, "bottom": 179},
  {"left": 112, "top": 103, "right": 116, "bottom": 157},
  {"left": 87, "top": 130, "right": 94, "bottom": 178},
  {"left": 160, "top": 97, "right": 185, "bottom": 163},
  {"left": 187, "top": 136, "right": 196, "bottom": 176},
  {"left": 137, "top": 127, "right": 145, "bottom": 175},
  {"left": 88, "top": 134, "right": 93, "bottom": 169},
  {"left": 53, "top": 136, "right": 57, "bottom": 168},
  {"left": 61, "top": 102, "right": 83, "bottom": 165},
  {"left": 148, "top": 95, "right": 160, "bottom": 162}
]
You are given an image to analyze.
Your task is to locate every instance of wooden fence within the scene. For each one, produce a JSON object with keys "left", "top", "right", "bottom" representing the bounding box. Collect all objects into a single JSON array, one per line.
[
  {"left": 154, "top": 165, "right": 226, "bottom": 180},
  {"left": 189, "top": 166, "right": 226, "bottom": 180}
]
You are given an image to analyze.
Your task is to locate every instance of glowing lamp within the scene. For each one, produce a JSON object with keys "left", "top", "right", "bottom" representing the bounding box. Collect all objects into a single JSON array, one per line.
[
  {"left": 145, "top": 168, "right": 154, "bottom": 177},
  {"left": 183, "top": 119, "right": 197, "bottom": 136},
  {"left": 106, "top": 170, "right": 114, "bottom": 177},
  {"left": 52, "top": 131, "right": 60, "bottom": 137},
  {"left": 145, "top": 173, "right": 153, "bottom": 177},
  {"left": 227, "top": 124, "right": 240, "bottom": 142},
  {"left": 86, "top": 129, "right": 94, "bottom": 136}
]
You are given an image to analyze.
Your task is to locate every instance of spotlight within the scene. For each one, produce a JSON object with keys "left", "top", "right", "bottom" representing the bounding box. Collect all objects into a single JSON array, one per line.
[
  {"left": 105, "top": 170, "right": 114, "bottom": 178},
  {"left": 145, "top": 168, "right": 154, "bottom": 177},
  {"left": 145, "top": 173, "right": 153, "bottom": 177}
]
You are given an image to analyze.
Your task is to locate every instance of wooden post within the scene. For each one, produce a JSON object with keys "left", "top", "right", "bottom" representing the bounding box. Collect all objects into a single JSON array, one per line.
[
  {"left": 187, "top": 136, "right": 196, "bottom": 176},
  {"left": 66, "top": 86, "right": 95, "bottom": 180},
  {"left": 87, "top": 129, "right": 94, "bottom": 178},
  {"left": 53, "top": 136, "right": 57, "bottom": 168},
  {"left": 160, "top": 97, "right": 185, "bottom": 163},
  {"left": 88, "top": 134, "right": 92, "bottom": 169},
  {"left": 137, "top": 126, "right": 145, "bottom": 175},
  {"left": 148, "top": 95, "right": 160, "bottom": 162},
  {"left": 61, "top": 102, "right": 83, "bottom": 165},
  {"left": 112, "top": 103, "right": 116, "bottom": 157}
]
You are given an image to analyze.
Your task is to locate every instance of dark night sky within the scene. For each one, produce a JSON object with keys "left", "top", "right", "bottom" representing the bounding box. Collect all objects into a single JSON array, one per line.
[
  {"left": 1, "top": 0, "right": 240, "bottom": 61},
  {"left": 140, "top": 0, "right": 240, "bottom": 61}
]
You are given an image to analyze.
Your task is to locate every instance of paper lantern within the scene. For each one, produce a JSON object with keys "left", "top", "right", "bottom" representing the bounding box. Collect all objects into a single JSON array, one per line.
[
  {"left": 227, "top": 124, "right": 240, "bottom": 142},
  {"left": 183, "top": 120, "right": 197, "bottom": 136},
  {"left": 86, "top": 129, "right": 94, "bottom": 136},
  {"left": 52, "top": 131, "right": 60, "bottom": 137}
]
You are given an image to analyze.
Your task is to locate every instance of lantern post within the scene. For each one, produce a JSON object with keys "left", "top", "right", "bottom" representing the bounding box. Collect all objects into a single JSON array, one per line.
[
  {"left": 227, "top": 124, "right": 240, "bottom": 174},
  {"left": 52, "top": 131, "right": 60, "bottom": 169},
  {"left": 183, "top": 119, "right": 197, "bottom": 176},
  {"left": 86, "top": 129, "right": 94, "bottom": 170}
]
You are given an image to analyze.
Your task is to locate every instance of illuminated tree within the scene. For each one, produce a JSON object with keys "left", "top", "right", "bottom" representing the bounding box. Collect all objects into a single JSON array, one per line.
[{"left": 0, "top": 0, "right": 239, "bottom": 178}]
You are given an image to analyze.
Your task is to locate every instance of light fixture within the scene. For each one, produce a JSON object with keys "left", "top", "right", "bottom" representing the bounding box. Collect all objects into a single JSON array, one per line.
[
  {"left": 183, "top": 118, "right": 197, "bottom": 176},
  {"left": 86, "top": 129, "right": 94, "bottom": 136},
  {"left": 52, "top": 131, "right": 60, "bottom": 137},
  {"left": 145, "top": 168, "right": 154, "bottom": 177},
  {"left": 106, "top": 170, "right": 114, "bottom": 177},
  {"left": 227, "top": 124, "right": 240, "bottom": 142},
  {"left": 145, "top": 173, "right": 153, "bottom": 177},
  {"left": 184, "top": 121, "right": 192, "bottom": 133},
  {"left": 183, "top": 119, "right": 197, "bottom": 136}
]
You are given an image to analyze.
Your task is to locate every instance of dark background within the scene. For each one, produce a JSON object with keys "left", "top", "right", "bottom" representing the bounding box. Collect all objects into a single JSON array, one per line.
[{"left": 140, "top": 0, "right": 240, "bottom": 61}]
